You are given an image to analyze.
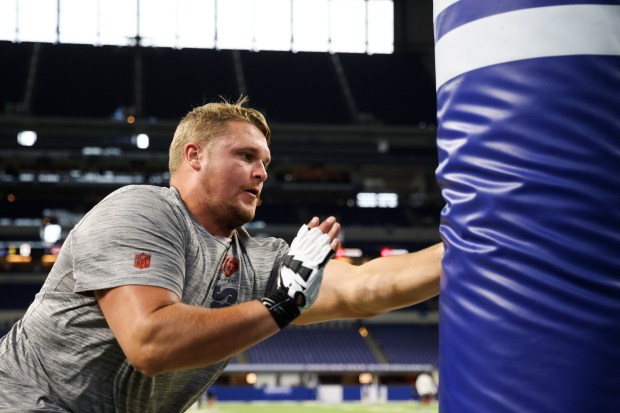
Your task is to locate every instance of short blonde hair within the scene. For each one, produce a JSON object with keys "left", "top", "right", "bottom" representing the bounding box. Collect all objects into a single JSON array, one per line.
[{"left": 169, "top": 96, "right": 271, "bottom": 174}]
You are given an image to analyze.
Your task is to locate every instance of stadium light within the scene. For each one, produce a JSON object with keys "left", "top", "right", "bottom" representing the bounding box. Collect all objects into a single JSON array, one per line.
[
  {"left": 359, "top": 373, "right": 373, "bottom": 384},
  {"left": 356, "top": 192, "right": 398, "bottom": 208},
  {"left": 134, "top": 133, "right": 149, "bottom": 149},
  {"left": 380, "top": 247, "right": 409, "bottom": 257},
  {"left": 336, "top": 247, "right": 363, "bottom": 258},
  {"left": 245, "top": 373, "right": 257, "bottom": 385},
  {"left": 42, "top": 224, "right": 62, "bottom": 243},
  {"left": 41, "top": 254, "right": 58, "bottom": 265},
  {"left": 19, "top": 243, "right": 32, "bottom": 257},
  {"left": 17, "top": 130, "right": 37, "bottom": 146}
]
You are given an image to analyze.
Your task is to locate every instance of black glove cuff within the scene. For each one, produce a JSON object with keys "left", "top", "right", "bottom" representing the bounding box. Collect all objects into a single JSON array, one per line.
[{"left": 260, "top": 289, "right": 301, "bottom": 329}]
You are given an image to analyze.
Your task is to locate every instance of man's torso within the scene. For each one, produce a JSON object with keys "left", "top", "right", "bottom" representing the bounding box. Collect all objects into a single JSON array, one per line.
[{"left": 0, "top": 185, "right": 287, "bottom": 412}]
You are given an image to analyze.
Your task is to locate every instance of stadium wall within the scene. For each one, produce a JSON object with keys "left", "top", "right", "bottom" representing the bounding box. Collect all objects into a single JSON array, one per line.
[{"left": 209, "top": 385, "right": 415, "bottom": 402}]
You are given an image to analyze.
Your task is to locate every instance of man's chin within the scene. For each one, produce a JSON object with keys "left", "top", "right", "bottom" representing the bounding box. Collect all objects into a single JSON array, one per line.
[{"left": 230, "top": 207, "right": 256, "bottom": 228}]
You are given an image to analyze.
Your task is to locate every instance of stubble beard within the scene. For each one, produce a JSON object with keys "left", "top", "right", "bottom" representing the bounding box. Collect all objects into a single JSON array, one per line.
[
  {"left": 218, "top": 196, "right": 256, "bottom": 231},
  {"left": 200, "top": 174, "right": 257, "bottom": 232}
]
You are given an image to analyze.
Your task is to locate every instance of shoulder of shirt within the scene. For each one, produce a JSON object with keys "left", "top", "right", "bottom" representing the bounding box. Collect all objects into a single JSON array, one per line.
[
  {"left": 101, "top": 184, "right": 175, "bottom": 202},
  {"left": 72, "top": 185, "right": 186, "bottom": 232},
  {"left": 95, "top": 185, "right": 186, "bottom": 211},
  {"left": 236, "top": 226, "right": 289, "bottom": 250}
]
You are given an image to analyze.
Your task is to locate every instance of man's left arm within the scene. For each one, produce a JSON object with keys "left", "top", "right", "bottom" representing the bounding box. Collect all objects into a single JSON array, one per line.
[{"left": 294, "top": 242, "right": 443, "bottom": 324}]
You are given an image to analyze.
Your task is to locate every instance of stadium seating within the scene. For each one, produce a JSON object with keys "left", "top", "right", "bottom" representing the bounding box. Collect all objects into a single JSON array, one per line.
[
  {"left": 0, "top": 42, "right": 436, "bottom": 126},
  {"left": 0, "top": 321, "right": 13, "bottom": 337},
  {"left": 241, "top": 50, "right": 350, "bottom": 124},
  {"left": 246, "top": 324, "right": 377, "bottom": 364},
  {"left": 34, "top": 44, "right": 134, "bottom": 117},
  {"left": 244, "top": 323, "right": 439, "bottom": 367},
  {"left": 368, "top": 324, "right": 438, "bottom": 365},
  {"left": 338, "top": 53, "right": 436, "bottom": 126},
  {"left": 0, "top": 284, "right": 42, "bottom": 309},
  {"left": 142, "top": 48, "right": 238, "bottom": 119}
]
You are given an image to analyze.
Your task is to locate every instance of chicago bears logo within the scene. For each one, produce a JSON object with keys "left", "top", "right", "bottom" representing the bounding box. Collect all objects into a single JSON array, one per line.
[
  {"left": 134, "top": 252, "right": 151, "bottom": 269},
  {"left": 220, "top": 255, "right": 240, "bottom": 277}
]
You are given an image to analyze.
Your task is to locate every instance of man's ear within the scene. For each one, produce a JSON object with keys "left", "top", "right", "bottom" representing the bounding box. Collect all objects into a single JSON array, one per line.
[{"left": 185, "top": 143, "right": 202, "bottom": 171}]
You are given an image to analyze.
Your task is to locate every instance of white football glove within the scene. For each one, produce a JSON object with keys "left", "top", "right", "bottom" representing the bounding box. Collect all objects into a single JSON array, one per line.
[{"left": 278, "top": 224, "right": 335, "bottom": 310}]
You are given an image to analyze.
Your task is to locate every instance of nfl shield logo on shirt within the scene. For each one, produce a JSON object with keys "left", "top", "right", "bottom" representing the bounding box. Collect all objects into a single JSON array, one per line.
[{"left": 134, "top": 252, "right": 151, "bottom": 269}]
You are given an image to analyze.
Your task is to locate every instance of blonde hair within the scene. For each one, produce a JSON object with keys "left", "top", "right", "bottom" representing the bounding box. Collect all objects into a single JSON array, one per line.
[{"left": 168, "top": 96, "right": 271, "bottom": 174}]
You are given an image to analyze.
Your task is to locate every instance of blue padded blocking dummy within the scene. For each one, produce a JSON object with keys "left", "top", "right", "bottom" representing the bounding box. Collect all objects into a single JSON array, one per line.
[{"left": 434, "top": 2, "right": 620, "bottom": 412}]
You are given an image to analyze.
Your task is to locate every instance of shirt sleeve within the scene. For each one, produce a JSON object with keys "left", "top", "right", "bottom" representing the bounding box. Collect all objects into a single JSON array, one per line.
[{"left": 71, "top": 187, "right": 186, "bottom": 298}]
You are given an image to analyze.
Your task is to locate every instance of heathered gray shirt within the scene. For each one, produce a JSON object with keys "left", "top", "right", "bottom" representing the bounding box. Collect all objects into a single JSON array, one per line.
[{"left": 0, "top": 185, "right": 288, "bottom": 412}]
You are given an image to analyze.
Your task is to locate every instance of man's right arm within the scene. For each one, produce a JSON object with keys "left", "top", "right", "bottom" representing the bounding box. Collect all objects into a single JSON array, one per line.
[{"left": 95, "top": 285, "right": 279, "bottom": 377}]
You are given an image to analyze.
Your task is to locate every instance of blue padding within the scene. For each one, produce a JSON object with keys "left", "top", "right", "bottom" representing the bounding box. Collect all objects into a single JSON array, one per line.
[
  {"left": 434, "top": 0, "right": 619, "bottom": 40},
  {"left": 214, "top": 386, "right": 316, "bottom": 401},
  {"left": 342, "top": 386, "right": 361, "bottom": 401},
  {"left": 436, "top": 53, "right": 620, "bottom": 413},
  {"left": 387, "top": 385, "right": 414, "bottom": 401}
]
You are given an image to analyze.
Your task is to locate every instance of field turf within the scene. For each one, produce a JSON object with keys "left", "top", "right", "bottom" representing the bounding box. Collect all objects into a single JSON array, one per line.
[{"left": 193, "top": 401, "right": 439, "bottom": 413}]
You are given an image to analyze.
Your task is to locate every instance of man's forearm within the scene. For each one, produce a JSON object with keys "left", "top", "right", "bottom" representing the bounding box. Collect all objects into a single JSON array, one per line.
[
  {"left": 355, "top": 242, "right": 442, "bottom": 316},
  {"left": 96, "top": 285, "right": 280, "bottom": 377},
  {"left": 143, "top": 301, "right": 280, "bottom": 375},
  {"left": 296, "top": 242, "right": 443, "bottom": 324}
]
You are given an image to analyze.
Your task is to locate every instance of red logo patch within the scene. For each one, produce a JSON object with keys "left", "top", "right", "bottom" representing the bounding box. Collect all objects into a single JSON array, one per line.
[
  {"left": 221, "top": 255, "right": 240, "bottom": 277},
  {"left": 134, "top": 252, "right": 151, "bottom": 269}
]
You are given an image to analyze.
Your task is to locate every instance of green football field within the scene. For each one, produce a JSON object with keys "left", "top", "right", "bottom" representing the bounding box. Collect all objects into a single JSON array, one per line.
[{"left": 193, "top": 402, "right": 439, "bottom": 413}]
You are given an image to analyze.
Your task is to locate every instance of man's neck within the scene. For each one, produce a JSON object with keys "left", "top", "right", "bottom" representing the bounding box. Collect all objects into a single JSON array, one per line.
[{"left": 169, "top": 181, "right": 235, "bottom": 238}]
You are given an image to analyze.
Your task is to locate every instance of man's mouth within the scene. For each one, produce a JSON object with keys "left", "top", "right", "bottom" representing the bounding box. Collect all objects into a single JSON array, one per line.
[
  {"left": 247, "top": 188, "right": 262, "bottom": 206},
  {"left": 245, "top": 188, "right": 259, "bottom": 197}
]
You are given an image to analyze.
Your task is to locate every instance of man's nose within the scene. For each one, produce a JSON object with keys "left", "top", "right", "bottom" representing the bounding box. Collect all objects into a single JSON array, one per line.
[{"left": 254, "top": 162, "right": 268, "bottom": 181}]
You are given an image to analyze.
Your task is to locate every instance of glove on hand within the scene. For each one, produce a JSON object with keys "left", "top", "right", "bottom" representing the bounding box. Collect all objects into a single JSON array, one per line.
[
  {"left": 261, "top": 223, "right": 335, "bottom": 328},
  {"left": 279, "top": 224, "right": 335, "bottom": 309}
]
